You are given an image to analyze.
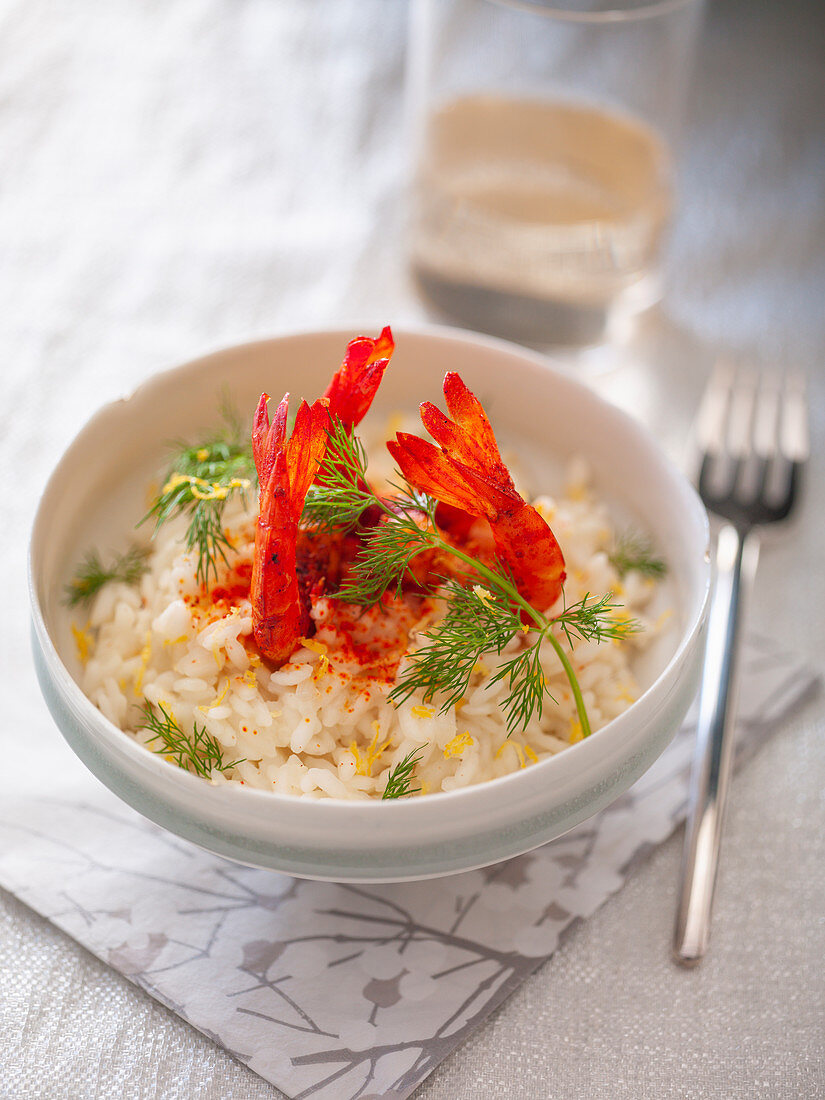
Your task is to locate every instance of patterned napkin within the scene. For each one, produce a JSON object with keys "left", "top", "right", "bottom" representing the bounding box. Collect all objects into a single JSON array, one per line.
[{"left": 0, "top": 634, "right": 815, "bottom": 1099}]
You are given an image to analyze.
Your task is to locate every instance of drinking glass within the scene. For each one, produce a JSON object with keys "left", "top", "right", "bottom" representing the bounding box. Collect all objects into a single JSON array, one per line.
[{"left": 407, "top": 0, "right": 704, "bottom": 346}]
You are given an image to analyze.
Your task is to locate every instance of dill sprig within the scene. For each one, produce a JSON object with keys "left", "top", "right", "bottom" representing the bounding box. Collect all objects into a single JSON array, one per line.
[
  {"left": 137, "top": 700, "right": 244, "bottom": 779},
  {"left": 609, "top": 531, "right": 667, "bottom": 579},
  {"left": 140, "top": 410, "right": 255, "bottom": 586},
  {"left": 382, "top": 747, "right": 424, "bottom": 799},
  {"left": 391, "top": 582, "right": 638, "bottom": 736},
  {"left": 303, "top": 428, "right": 376, "bottom": 534},
  {"left": 552, "top": 590, "right": 643, "bottom": 649},
  {"left": 64, "top": 545, "right": 150, "bottom": 608},
  {"left": 336, "top": 494, "right": 438, "bottom": 604},
  {"left": 390, "top": 579, "right": 524, "bottom": 716},
  {"left": 305, "top": 419, "right": 643, "bottom": 738}
]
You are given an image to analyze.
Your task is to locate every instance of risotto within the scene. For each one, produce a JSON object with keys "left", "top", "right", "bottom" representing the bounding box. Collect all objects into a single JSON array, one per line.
[
  {"left": 70, "top": 329, "right": 666, "bottom": 800},
  {"left": 77, "top": 460, "right": 661, "bottom": 800}
]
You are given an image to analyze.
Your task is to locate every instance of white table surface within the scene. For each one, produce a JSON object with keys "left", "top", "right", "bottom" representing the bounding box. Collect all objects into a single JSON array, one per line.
[{"left": 1, "top": 0, "right": 824, "bottom": 1096}]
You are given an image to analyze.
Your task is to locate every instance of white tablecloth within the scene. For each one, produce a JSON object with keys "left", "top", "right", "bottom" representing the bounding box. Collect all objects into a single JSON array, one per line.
[{"left": 1, "top": 0, "right": 823, "bottom": 1096}]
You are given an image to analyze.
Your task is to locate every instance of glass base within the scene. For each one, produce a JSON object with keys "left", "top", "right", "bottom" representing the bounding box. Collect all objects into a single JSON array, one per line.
[{"left": 412, "top": 263, "right": 662, "bottom": 350}]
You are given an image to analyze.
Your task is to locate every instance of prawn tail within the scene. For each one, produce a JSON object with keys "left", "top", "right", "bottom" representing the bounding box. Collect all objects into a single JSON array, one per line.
[
  {"left": 323, "top": 326, "right": 395, "bottom": 429},
  {"left": 387, "top": 432, "right": 508, "bottom": 519},
  {"left": 284, "top": 398, "right": 330, "bottom": 518},
  {"left": 253, "top": 395, "right": 328, "bottom": 519},
  {"left": 252, "top": 391, "right": 289, "bottom": 490},
  {"left": 419, "top": 372, "right": 516, "bottom": 495}
]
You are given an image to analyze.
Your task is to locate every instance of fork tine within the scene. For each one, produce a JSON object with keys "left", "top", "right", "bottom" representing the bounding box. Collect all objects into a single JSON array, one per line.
[
  {"left": 728, "top": 368, "right": 763, "bottom": 505},
  {"left": 779, "top": 370, "right": 810, "bottom": 462},
  {"left": 725, "top": 366, "right": 757, "bottom": 459},
  {"left": 736, "top": 371, "right": 779, "bottom": 505},
  {"left": 696, "top": 362, "right": 737, "bottom": 502},
  {"left": 752, "top": 373, "right": 781, "bottom": 459},
  {"left": 696, "top": 360, "right": 734, "bottom": 455},
  {"left": 761, "top": 370, "right": 808, "bottom": 518}
]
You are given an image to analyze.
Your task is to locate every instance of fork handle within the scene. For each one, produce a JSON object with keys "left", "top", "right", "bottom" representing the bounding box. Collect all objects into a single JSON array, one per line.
[{"left": 673, "top": 522, "right": 761, "bottom": 966}]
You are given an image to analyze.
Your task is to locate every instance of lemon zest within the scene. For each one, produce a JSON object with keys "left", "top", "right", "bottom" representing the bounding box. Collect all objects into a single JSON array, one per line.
[
  {"left": 495, "top": 740, "right": 528, "bottom": 767},
  {"left": 411, "top": 705, "right": 434, "bottom": 720},
  {"left": 472, "top": 585, "right": 494, "bottom": 607},
  {"left": 71, "top": 623, "right": 93, "bottom": 666},
  {"left": 199, "top": 678, "right": 230, "bottom": 713},
  {"left": 163, "top": 634, "right": 189, "bottom": 648},
  {"left": 444, "top": 731, "right": 474, "bottom": 759},
  {"left": 134, "top": 630, "right": 152, "bottom": 694},
  {"left": 301, "top": 637, "right": 330, "bottom": 679},
  {"left": 161, "top": 472, "right": 251, "bottom": 503},
  {"left": 350, "top": 726, "right": 391, "bottom": 777},
  {"left": 654, "top": 608, "right": 674, "bottom": 631},
  {"left": 568, "top": 719, "right": 584, "bottom": 744},
  {"left": 348, "top": 741, "right": 363, "bottom": 773},
  {"left": 195, "top": 448, "right": 210, "bottom": 462}
]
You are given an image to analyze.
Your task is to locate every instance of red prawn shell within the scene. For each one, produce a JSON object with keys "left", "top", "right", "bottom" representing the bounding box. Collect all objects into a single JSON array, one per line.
[
  {"left": 250, "top": 394, "right": 328, "bottom": 664},
  {"left": 387, "top": 372, "right": 566, "bottom": 613},
  {"left": 323, "top": 326, "right": 394, "bottom": 430}
]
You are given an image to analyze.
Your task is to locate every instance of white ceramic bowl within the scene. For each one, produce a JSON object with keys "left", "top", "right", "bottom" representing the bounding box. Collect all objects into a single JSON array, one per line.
[{"left": 30, "top": 325, "right": 710, "bottom": 882}]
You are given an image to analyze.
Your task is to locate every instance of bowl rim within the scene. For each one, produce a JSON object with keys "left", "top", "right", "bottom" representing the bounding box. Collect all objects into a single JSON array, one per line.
[{"left": 29, "top": 321, "right": 711, "bottom": 824}]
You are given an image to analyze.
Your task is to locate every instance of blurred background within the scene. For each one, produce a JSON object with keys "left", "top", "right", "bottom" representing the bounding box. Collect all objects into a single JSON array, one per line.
[
  {"left": 1, "top": 0, "right": 824, "bottom": 1096},
  {"left": 2, "top": 1, "right": 823, "bottom": 397}
]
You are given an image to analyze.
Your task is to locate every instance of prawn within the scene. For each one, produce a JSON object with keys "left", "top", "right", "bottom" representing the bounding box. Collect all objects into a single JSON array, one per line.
[
  {"left": 323, "top": 326, "right": 394, "bottom": 429},
  {"left": 250, "top": 393, "right": 328, "bottom": 664},
  {"left": 386, "top": 372, "right": 566, "bottom": 612},
  {"left": 251, "top": 328, "right": 395, "bottom": 665}
]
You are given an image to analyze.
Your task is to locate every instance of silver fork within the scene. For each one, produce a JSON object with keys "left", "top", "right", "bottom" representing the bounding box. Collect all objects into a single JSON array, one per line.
[{"left": 673, "top": 363, "right": 809, "bottom": 966}]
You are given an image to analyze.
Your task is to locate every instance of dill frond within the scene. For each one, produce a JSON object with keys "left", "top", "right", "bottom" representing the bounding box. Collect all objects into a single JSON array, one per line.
[
  {"left": 136, "top": 700, "right": 244, "bottom": 779},
  {"left": 488, "top": 639, "right": 552, "bottom": 736},
  {"left": 552, "top": 591, "right": 642, "bottom": 649},
  {"left": 335, "top": 503, "right": 436, "bottom": 606},
  {"left": 389, "top": 580, "right": 521, "bottom": 714},
  {"left": 391, "top": 585, "right": 641, "bottom": 738},
  {"left": 140, "top": 409, "right": 255, "bottom": 586},
  {"left": 64, "top": 545, "right": 150, "bottom": 608},
  {"left": 609, "top": 531, "right": 667, "bottom": 579},
  {"left": 382, "top": 747, "right": 424, "bottom": 799},
  {"left": 302, "top": 419, "right": 374, "bottom": 534}
]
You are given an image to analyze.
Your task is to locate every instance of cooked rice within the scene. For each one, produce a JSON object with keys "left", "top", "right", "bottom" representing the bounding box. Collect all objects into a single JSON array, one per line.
[{"left": 78, "top": 456, "right": 662, "bottom": 800}]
